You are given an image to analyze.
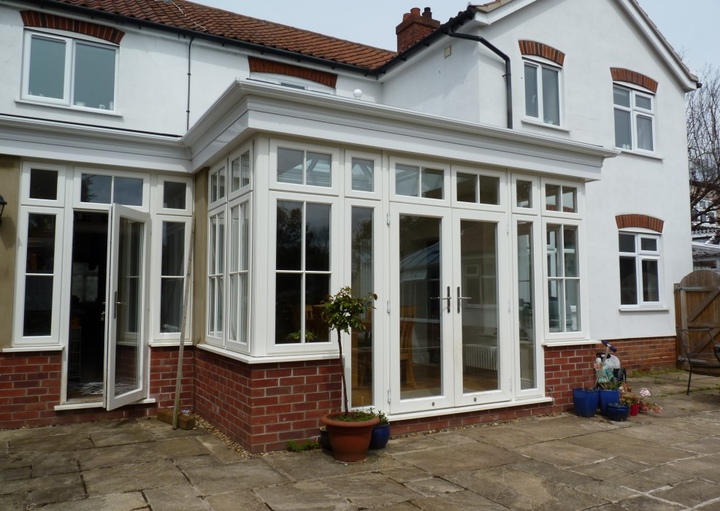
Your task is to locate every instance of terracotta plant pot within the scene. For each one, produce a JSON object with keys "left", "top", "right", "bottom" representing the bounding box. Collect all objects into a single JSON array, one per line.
[{"left": 321, "top": 413, "right": 379, "bottom": 462}]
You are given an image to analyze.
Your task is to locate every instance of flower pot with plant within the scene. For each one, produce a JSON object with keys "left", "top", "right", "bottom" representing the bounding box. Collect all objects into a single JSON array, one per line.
[
  {"left": 620, "top": 383, "right": 662, "bottom": 416},
  {"left": 320, "top": 287, "right": 379, "bottom": 462},
  {"left": 369, "top": 409, "right": 390, "bottom": 449}
]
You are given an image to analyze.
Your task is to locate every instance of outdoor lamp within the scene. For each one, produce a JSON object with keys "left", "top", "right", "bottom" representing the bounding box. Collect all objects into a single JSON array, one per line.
[{"left": 0, "top": 194, "right": 6, "bottom": 225}]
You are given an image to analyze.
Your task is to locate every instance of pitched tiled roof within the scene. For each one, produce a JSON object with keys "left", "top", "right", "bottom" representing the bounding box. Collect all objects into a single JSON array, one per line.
[{"left": 46, "top": 0, "right": 397, "bottom": 69}]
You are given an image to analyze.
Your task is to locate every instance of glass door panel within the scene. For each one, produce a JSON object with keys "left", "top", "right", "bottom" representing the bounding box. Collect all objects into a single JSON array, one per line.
[
  {"left": 459, "top": 220, "right": 499, "bottom": 393},
  {"left": 106, "top": 204, "right": 149, "bottom": 410}
]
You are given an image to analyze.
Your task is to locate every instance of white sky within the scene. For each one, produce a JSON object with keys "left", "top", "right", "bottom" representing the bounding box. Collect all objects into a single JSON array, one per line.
[{"left": 194, "top": 0, "right": 718, "bottom": 75}]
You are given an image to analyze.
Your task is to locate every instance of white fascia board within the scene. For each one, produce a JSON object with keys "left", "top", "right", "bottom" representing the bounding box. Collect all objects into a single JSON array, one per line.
[
  {"left": 0, "top": 115, "right": 191, "bottom": 173},
  {"left": 471, "top": 0, "right": 539, "bottom": 27},
  {"left": 186, "top": 81, "right": 618, "bottom": 180},
  {"left": 617, "top": 0, "right": 698, "bottom": 91}
]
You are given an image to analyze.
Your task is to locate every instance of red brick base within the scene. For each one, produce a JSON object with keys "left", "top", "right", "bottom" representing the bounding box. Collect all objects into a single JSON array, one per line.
[{"left": 0, "top": 337, "right": 677, "bottom": 452}]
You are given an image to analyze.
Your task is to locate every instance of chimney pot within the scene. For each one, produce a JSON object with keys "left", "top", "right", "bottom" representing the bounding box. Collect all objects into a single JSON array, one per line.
[{"left": 396, "top": 5, "right": 440, "bottom": 53}]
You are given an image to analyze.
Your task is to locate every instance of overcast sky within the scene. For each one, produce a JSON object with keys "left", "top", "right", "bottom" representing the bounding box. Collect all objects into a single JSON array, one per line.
[{"left": 194, "top": 1, "right": 717, "bottom": 75}]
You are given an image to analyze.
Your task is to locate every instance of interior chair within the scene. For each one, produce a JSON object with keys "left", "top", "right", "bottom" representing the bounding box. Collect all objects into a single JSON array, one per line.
[
  {"left": 677, "top": 326, "right": 720, "bottom": 395},
  {"left": 399, "top": 306, "right": 416, "bottom": 388}
]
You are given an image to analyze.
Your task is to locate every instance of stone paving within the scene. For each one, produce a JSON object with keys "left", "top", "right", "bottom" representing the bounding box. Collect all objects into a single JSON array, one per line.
[{"left": 3, "top": 370, "right": 720, "bottom": 510}]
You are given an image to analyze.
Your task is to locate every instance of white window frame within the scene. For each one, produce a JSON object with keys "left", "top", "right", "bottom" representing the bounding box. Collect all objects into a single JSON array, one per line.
[
  {"left": 390, "top": 156, "right": 451, "bottom": 206},
  {"left": 344, "top": 151, "right": 381, "bottom": 199},
  {"left": 613, "top": 84, "right": 655, "bottom": 153},
  {"left": 451, "top": 165, "right": 506, "bottom": 211},
  {"left": 267, "top": 191, "right": 342, "bottom": 356},
  {"left": 540, "top": 179, "right": 586, "bottom": 341},
  {"left": 22, "top": 29, "right": 119, "bottom": 112},
  {"left": 269, "top": 140, "right": 340, "bottom": 195},
  {"left": 618, "top": 230, "right": 662, "bottom": 308},
  {"left": 523, "top": 59, "right": 562, "bottom": 127},
  {"left": 205, "top": 147, "right": 254, "bottom": 353},
  {"left": 72, "top": 167, "right": 150, "bottom": 211}
]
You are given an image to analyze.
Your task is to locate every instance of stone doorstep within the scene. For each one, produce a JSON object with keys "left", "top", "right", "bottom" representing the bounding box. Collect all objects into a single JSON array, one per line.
[{"left": 156, "top": 409, "right": 196, "bottom": 431}]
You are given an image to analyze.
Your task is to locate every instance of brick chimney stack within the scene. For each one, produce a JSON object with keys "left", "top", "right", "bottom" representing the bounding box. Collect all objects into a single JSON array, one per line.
[{"left": 396, "top": 7, "right": 440, "bottom": 53}]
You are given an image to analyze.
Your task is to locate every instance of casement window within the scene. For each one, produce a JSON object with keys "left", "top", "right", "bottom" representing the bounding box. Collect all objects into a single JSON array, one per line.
[
  {"left": 613, "top": 85, "right": 654, "bottom": 152},
  {"left": 619, "top": 232, "right": 660, "bottom": 306},
  {"left": 23, "top": 31, "right": 117, "bottom": 111},
  {"left": 524, "top": 61, "right": 561, "bottom": 126},
  {"left": 206, "top": 148, "right": 253, "bottom": 349},
  {"left": 395, "top": 163, "right": 445, "bottom": 199},
  {"left": 543, "top": 182, "right": 581, "bottom": 334}
]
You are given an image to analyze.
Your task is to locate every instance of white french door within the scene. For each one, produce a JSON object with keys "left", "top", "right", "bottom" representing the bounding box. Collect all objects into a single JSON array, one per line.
[
  {"left": 105, "top": 204, "right": 150, "bottom": 410},
  {"left": 389, "top": 203, "right": 510, "bottom": 414}
]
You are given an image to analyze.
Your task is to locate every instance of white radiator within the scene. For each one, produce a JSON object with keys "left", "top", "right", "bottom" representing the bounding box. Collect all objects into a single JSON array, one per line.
[{"left": 463, "top": 344, "right": 497, "bottom": 371}]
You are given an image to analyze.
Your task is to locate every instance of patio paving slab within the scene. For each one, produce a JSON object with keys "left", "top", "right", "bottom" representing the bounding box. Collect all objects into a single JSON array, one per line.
[{"left": 2, "top": 371, "right": 720, "bottom": 510}]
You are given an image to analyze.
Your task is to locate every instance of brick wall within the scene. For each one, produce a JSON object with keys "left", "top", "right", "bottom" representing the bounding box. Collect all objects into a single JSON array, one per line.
[
  {"left": 0, "top": 346, "right": 193, "bottom": 430},
  {"left": 194, "top": 349, "right": 340, "bottom": 453}
]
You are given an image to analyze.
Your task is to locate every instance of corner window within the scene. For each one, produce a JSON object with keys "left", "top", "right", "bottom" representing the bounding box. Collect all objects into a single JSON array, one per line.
[
  {"left": 619, "top": 232, "right": 660, "bottom": 305},
  {"left": 206, "top": 148, "right": 253, "bottom": 349},
  {"left": 23, "top": 31, "right": 117, "bottom": 111},
  {"left": 524, "top": 61, "right": 561, "bottom": 126},
  {"left": 613, "top": 86, "right": 654, "bottom": 152}
]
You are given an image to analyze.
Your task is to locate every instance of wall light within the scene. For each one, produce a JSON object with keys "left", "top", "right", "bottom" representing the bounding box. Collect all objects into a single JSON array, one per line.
[{"left": 0, "top": 194, "right": 6, "bottom": 225}]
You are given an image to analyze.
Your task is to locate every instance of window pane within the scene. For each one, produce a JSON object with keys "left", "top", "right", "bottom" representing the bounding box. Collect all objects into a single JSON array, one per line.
[
  {"left": 351, "top": 157, "right": 374, "bottom": 192},
  {"left": 517, "top": 221, "right": 536, "bottom": 389},
  {"left": 26, "top": 214, "right": 56, "bottom": 273},
  {"left": 276, "top": 273, "right": 302, "bottom": 344},
  {"left": 542, "top": 67, "right": 560, "bottom": 125},
  {"left": 218, "top": 167, "right": 226, "bottom": 200},
  {"left": 548, "top": 279, "right": 562, "bottom": 332},
  {"left": 619, "top": 233, "right": 635, "bottom": 253},
  {"left": 619, "top": 256, "right": 638, "bottom": 305},
  {"left": 306, "top": 274, "right": 330, "bottom": 342},
  {"left": 545, "top": 184, "right": 560, "bottom": 211},
  {"left": 546, "top": 225, "right": 561, "bottom": 277},
  {"left": 351, "top": 207, "right": 374, "bottom": 406},
  {"left": 211, "top": 171, "right": 218, "bottom": 203},
  {"left": 642, "top": 259, "right": 659, "bottom": 302},
  {"left": 457, "top": 173, "right": 476, "bottom": 203},
  {"left": 306, "top": 152, "right": 332, "bottom": 187},
  {"left": 637, "top": 115, "right": 654, "bottom": 151},
  {"left": 564, "top": 226, "right": 578, "bottom": 277},
  {"left": 516, "top": 180, "right": 533, "bottom": 208},
  {"left": 635, "top": 95, "right": 652, "bottom": 110},
  {"left": 277, "top": 201, "right": 302, "bottom": 270},
  {"left": 306, "top": 203, "right": 330, "bottom": 271},
  {"left": 241, "top": 151, "right": 251, "bottom": 188},
  {"left": 163, "top": 181, "right": 186, "bottom": 209},
  {"left": 23, "top": 275, "right": 53, "bottom": 336},
  {"left": 613, "top": 86, "right": 630, "bottom": 107},
  {"left": 565, "top": 280, "right": 580, "bottom": 331},
  {"left": 524, "top": 64, "right": 539, "bottom": 118},
  {"left": 562, "top": 187, "right": 576, "bottom": 213},
  {"left": 162, "top": 222, "right": 185, "bottom": 276},
  {"left": 114, "top": 177, "right": 143, "bottom": 206},
  {"left": 217, "top": 212, "right": 225, "bottom": 273},
  {"left": 422, "top": 168, "right": 444, "bottom": 199},
  {"left": 74, "top": 42, "right": 115, "bottom": 109},
  {"left": 81, "top": 174, "right": 112, "bottom": 203},
  {"left": 160, "top": 278, "right": 183, "bottom": 332},
  {"left": 30, "top": 169, "right": 58, "bottom": 200},
  {"left": 29, "top": 36, "right": 65, "bottom": 100},
  {"left": 614, "top": 109, "right": 632, "bottom": 149},
  {"left": 479, "top": 175, "right": 499, "bottom": 205},
  {"left": 396, "top": 164, "right": 419, "bottom": 196},
  {"left": 278, "top": 148, "right": 303, "bottom": 184},
  {"left": 640, "top": 237, "right": 657, "bottom": 252},
  {"left": 231, "top": 157, "right": 241, "bottom": 192}
]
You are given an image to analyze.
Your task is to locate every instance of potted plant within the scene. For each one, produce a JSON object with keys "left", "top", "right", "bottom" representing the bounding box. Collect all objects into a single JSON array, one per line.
[
  {"left": 597, "top": 379, "right": 622, "bottom": 416},
  {"left": 369, "top": 409, "right": 390, "bottom": 449},
  {"left": 572, "top": 387, "right": 599, "bottom": 418},
  {"left": 320, "top": 287, "right": 379, "bottom": 462},
  {"left": 620, "top": 383, "right": 662, "bottom": 416}
]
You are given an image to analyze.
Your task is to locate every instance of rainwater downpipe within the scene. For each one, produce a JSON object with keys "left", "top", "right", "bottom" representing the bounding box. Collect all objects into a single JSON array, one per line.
[
  {"left": 186, "top": 37, "right": 194, "bottom": 131},
  {"left": 443, "top": 31, "right": 513, "bottom": 129}
]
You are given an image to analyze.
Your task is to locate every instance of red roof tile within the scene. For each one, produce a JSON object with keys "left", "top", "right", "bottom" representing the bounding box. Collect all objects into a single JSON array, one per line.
[{"left": 48, "top": 0, "right": 397, "bottom": 69}]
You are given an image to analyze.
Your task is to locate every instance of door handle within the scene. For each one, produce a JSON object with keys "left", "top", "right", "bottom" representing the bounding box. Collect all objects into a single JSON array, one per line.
[
  {"left": 457, "top": 287, "right": 472, "bottom": 313},
  {"left": 431, "top": 286, "right": 452, "bottom": 313}
]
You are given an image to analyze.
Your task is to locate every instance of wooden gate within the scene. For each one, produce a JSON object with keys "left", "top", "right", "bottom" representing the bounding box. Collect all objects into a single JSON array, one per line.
[{"left": 674, "top": 270, "right": 720, "bottom": 371}]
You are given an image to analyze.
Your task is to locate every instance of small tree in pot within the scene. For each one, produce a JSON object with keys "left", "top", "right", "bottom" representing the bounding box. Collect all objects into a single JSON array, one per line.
[{"left": 320, "top": 287, "right": 378, "bottom": 462}]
